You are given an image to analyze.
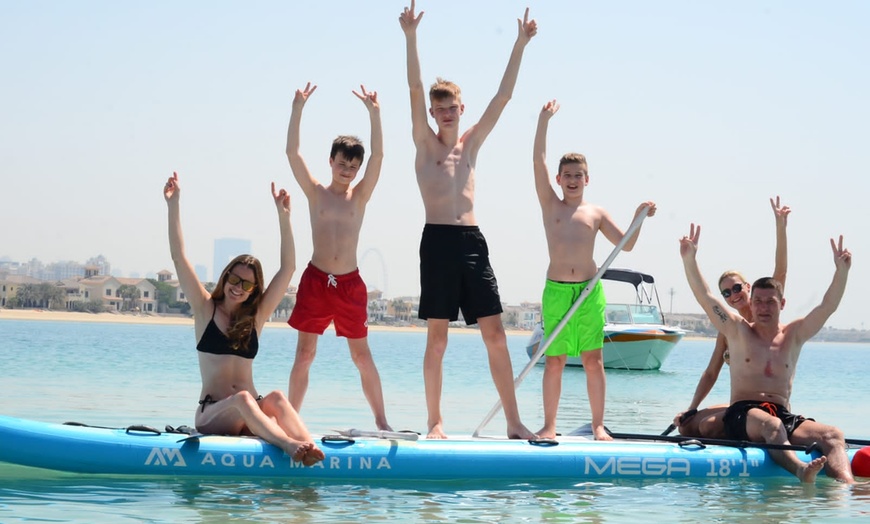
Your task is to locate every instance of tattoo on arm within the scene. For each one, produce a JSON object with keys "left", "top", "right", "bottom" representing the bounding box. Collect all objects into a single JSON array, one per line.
[{"left": 712, "top": 305, "right": 728, "bottom": 323}]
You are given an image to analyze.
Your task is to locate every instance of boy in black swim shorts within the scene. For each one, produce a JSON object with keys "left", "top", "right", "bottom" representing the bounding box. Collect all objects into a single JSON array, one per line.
[{"left": 400, "top": 1, "right": 538, "bottom": 439}]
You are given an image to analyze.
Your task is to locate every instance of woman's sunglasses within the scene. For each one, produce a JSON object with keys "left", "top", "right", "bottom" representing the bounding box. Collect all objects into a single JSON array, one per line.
[
  {"left": 721, "top": 283, "right": 745, "bottom": 299},
  {"left": 227, "top": 273, "right": 257, "bottom": 293}
]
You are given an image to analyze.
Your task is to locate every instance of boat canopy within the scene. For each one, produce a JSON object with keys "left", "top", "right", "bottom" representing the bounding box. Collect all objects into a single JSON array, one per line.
[
  {"left": 601, "top": 268, "right": 664, "bottom": 314},
  {"left": 602, "top": 268, "right": 654, "bottom": 289}
]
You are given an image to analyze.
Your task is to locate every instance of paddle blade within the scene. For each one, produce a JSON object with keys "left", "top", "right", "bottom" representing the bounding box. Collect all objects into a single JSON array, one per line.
[{"left": 336, "top": 429, "right": 419, "bottom": 441}]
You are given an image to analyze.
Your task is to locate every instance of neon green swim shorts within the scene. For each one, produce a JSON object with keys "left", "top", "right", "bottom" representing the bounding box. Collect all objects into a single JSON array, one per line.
[{"left": 541, "top": 279, "right": 606, "bottom": 357}]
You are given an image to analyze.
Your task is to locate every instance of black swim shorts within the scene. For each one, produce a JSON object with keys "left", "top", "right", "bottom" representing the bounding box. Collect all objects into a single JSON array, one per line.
[
  {"left": 723, "top": 400, "right": 811, "bottom": 441},
  {"left": 418, "top": 224, "right": 503, "bottom": 325}
]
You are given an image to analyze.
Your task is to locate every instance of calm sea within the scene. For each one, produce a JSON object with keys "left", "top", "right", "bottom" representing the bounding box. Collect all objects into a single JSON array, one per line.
[{"left": 0, "top": 319, "right": 868, "bottom": 522}]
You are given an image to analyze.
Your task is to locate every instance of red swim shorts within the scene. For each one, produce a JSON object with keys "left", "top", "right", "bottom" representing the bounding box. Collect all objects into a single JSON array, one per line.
[{"left": 288, "top": 263, "right": 368, "bottom": 339}]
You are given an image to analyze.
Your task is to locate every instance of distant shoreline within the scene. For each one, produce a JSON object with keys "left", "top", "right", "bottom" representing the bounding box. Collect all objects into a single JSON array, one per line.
[
  {"left": 4, "top": 309, "right": 858, "bottom": 343},
  {"left": 0, "top": 308, "right": 727, "bottom": 341},
  {"left": 0, "top": 308, "right": 536, "bottom": 336}
]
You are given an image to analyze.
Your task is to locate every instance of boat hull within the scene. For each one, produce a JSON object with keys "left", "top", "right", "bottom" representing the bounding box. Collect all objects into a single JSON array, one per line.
[
  {"left": 526, "top": 325, "right": 685, "bottom": 371},
  {"left": 596, "top": 328, "right": 684, "bottom": 370},
  {"left": 0, "top": 416, "right": 855, "bottom": 482}
]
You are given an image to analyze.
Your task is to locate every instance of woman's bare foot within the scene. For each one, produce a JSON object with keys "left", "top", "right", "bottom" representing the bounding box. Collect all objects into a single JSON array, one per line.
[
  {"left": 289, "top": 442, "right": 325, "bottom": 466},
  {"left": 302, "top": 443, "right": 325, "bottom": 466},
  {"left": 289, "top": 441, "right": 308, "bottom": 462}
]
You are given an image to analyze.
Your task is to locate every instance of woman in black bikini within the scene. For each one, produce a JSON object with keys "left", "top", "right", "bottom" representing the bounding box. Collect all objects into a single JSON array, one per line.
[{"left": 164, "top": 171, "right": 323, "bottom": 466}]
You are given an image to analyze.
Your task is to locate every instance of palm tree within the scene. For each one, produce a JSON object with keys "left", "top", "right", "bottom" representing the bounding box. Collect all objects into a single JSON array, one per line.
[
  {"left": 40, "top": 282, "right": 66, "bottom": 310},
  {"left": 13, "top": 283, "right": 37, "bottom": 308},
  {"left": 117, "top": 284, "right": 141, "bottom": 312},
  {"left": 274, "top": 295, "right": 295, "bottom": 320}
]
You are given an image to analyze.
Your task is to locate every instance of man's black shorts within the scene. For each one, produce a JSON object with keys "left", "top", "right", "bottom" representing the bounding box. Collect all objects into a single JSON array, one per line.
[{"left": 723, "top": 400, "right": 811, "bottom": 440}]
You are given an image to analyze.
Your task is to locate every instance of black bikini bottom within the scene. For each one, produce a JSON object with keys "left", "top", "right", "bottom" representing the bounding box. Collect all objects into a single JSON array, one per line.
[{"left": 198, "top": 394, "right": 264, "bottom": 413}]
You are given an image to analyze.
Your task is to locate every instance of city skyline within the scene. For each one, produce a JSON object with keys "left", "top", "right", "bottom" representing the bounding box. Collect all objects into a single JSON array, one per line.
[
  {"left": 212, "top": 238, "right": 252, "bottom": 282},
  {"left": 1, "top": 250, "right": 437, "bottom": 301}
]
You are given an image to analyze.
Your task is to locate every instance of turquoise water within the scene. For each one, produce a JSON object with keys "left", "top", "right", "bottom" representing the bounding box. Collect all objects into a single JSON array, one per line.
[{"left": 0, "top": 319, "right": 868, "bottom": 522}]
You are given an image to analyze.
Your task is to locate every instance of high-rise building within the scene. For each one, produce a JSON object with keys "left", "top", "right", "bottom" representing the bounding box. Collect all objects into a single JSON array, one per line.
[
  {"left": 213, "top": 238, "right": 252, "bottom": 281},
  {"left": 43, "top": 260, "right": 85, "bottom": 280},
  {"left": 85, "top": 255, "right": 112, "bottom": 277},
  {"left": 194, "top": 264, "right": 208, "bottom": 283}
]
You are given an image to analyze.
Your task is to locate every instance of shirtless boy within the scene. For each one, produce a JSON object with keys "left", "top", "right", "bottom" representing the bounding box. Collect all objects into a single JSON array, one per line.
[
  {"left": 674, "top": 197, "right": 791, "bottom": 438},
  {"left": 399, "top": 0, "right": 536, "bottom": 439},
  {"left": 679, "top": 224, "right": 854, "bottom": 483},
  {"left": 533, "top": 100, "right": 656, "bottom": 441},
  {"left": 285, "top": 82, "right": 391, "bottom": 431}
]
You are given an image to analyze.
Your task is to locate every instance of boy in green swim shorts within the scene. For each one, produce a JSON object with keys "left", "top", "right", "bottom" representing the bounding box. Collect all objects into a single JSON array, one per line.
[{"left": 533, "top": 100, "right": 656, "bottom": 441}]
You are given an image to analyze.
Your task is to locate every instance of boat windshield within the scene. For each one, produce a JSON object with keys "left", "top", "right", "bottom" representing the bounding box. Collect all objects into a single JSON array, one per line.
[
  {"left": 605, "top": 304, "right": 632, "bottom": 324},
  {"left": 605, "top": 304, "right": 663, "bottom": 324},
  {"left": 630, "top": 305, "right": 663, "bottom": 324}
]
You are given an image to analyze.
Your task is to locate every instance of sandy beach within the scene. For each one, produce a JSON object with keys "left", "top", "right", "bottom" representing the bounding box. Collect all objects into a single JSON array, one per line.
[
  {"left": 0, "top": 308, "right": 196, "bottom": 326},
  {"left": 0, "top": 308, "right": 535, "bottom": 336}
]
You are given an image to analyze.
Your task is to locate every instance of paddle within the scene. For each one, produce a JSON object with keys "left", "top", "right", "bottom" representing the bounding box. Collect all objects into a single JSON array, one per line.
[
  {"left": 334, "top": 428, "right": 420, "bottom": 441},
  {"left": 660, "top": 421, "right": 870, "bottom": 447},
  {"left": 607, "top": 431, "right": 823, "bottom": 454},
  {"left": 472, "top": 206, "right": 651, "bottom": 437},
  {"left": 660, "top": 408, "right": 696, "bottom": 436}
]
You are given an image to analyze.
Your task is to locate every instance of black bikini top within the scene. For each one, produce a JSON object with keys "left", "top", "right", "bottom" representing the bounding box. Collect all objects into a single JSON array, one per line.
[{"left": 196, "top": 305, "right": 259, "bottom": 359}]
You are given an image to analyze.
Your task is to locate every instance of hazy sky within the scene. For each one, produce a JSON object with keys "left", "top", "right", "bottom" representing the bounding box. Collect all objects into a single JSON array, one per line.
[{"left": 2, "top": 1, "right": 867, "bottom": 329}]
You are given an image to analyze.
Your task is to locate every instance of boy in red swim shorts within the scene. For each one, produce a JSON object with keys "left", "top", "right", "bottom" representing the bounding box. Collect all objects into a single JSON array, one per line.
[{"left": 285, "top": 82, "right": 391, "bottom": 431}]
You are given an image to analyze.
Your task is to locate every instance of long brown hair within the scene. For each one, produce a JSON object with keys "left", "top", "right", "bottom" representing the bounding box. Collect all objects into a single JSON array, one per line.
[{"left": 211, "top": 254, "right": 265, "bottom": 352}]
